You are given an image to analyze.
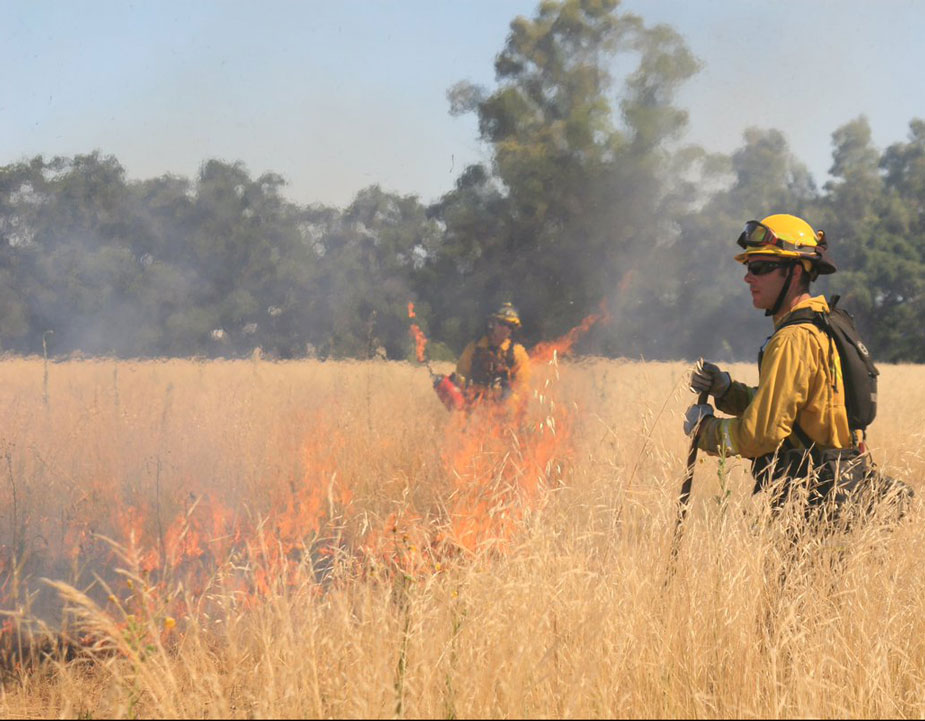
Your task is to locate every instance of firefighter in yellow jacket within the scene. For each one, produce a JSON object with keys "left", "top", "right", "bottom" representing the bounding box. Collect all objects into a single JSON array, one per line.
[
  {"left": 683, "top": 214, "right": 856, "bottom": 505},
  {"left": 455, "top": 302, "right": 531, "bottom": 418}
]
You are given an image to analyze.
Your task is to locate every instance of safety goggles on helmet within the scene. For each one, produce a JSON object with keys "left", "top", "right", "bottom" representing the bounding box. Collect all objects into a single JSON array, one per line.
[
  {"left": 735, "top": 215, "right": 837, "bottom": 278},
  {"left": 745, "top": 259, "right": 789, "bottom": 276},
  {"left": 491, "top": 302, "right": 521, "bottom": 328},
  {"left": 492, "top": 316, "right": 519, "bottom": 330},
  {"left": 737, "top": 220, "right": 807, "bottom": 254}
]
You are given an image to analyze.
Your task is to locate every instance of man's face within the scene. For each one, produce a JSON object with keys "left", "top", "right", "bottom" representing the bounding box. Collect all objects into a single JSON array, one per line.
[
  {"left": 488, "top": 320, "right": 512, "bottom": 345},
  {"left": 744, "top": 257, "right": 793, "bottom": 311}
]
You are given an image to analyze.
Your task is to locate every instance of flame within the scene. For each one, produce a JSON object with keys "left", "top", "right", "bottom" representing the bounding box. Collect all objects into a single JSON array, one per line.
[
  {"left": 617, "top": 268, "right": 636, "bottom": 296},
  {"left": 0, "top": 309, "right": 603, "bottom": 642},
  {"left": 94, "top": 413, "right": 358, "bottom": 612},
  {"left": 409, "top": 324, "right": 428, "bottom": 364},
  {"left": 529, "top": 300, "right": 611, "bottom": 363},
  {"left": 438, "top": 393, "right": 571, "bottom": 554},
  {"left": 407, "top": 300, "right": 428, "bottom": 363}
]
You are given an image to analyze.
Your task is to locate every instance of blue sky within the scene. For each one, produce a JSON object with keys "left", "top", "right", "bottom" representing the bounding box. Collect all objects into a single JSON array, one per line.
[{"left": 2, "top": 0, "right": 924, "bottom": 208}]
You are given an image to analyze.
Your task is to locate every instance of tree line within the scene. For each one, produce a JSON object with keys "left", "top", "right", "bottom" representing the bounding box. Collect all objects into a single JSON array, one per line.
[{"left": 1, "top": 0, "right": 922, "bottom": 363}]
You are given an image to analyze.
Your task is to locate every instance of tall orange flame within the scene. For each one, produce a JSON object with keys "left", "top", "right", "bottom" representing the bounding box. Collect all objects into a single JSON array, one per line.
[
  {"left": 529, "top": 300, "right": 610, "bottom": 363},
  {"left": 409, "top": 325, "right": 428, "bottom": 364},
  {"left": 407, "top": 301, "right": 428, "bottom": 363},
  {"left": 3, "top": 305, "right": 607, "bottom": 641}
]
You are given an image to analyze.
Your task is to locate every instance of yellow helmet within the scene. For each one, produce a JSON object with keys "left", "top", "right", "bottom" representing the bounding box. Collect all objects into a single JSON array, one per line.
[
  {"left": 491, "top": 302, "right": 521, "bottom": 328},
  {"left": 734, "top": 214, "right": 836, "bottom": 276}
]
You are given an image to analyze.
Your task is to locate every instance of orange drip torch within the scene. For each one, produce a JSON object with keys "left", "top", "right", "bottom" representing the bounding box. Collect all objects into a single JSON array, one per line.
[
  {"left": 417, "top": 349, "right": 466, "bottom": 412},
  {"left": 433, "top": 373, "right": 466, "bottom": 411},
  {"left": 408, "top": 301, "right": 466, "bottom": 412}
]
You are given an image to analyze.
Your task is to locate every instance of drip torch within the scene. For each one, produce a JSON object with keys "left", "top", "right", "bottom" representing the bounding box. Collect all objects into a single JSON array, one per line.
[
  {"left": 432, "top": 368, "right": 466, "bottom": 412},
  {"left": 407, "top": 303, "right": 466, "bottom": 412},
  {"left": 414, "top": 334, "right": 466, "bottom": 411}
]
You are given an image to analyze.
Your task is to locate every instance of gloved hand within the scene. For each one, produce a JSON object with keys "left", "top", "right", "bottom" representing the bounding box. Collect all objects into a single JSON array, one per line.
[
  {"left": 683, "top": 403, "right": 714, "bottom": 437},
  {"left": 690, "top": 358, "right": 731, "bottom": 398}
]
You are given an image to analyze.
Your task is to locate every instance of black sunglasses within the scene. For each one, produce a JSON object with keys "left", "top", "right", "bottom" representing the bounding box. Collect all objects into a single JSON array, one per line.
[{"left": 746, "top": 260, "right": 789, "bottom": 276}]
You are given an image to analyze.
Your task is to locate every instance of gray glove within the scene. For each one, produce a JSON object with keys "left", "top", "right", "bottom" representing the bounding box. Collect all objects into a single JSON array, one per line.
[
  {"left": 690, "top": 358, "right": 731, "bottom": 398},
  {"left": 683, "top": 403, "right": 714, "bottom": 437}
]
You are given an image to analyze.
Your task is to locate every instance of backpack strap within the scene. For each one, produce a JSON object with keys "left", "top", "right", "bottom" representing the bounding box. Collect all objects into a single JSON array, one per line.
[
  {"left": 760, "top": 307, "right": 836, "bottom": 389},
  {"left": 790, "top": 420, "right": 815, "bottom": 450},
  {"left": 757, "top": 308, "right": 818, "bottom": 368}
]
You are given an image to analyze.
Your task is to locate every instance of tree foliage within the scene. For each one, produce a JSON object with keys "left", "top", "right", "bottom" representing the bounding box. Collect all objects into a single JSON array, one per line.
[{"left": 0, "top": 1, "right": 923, "bottom": 363}]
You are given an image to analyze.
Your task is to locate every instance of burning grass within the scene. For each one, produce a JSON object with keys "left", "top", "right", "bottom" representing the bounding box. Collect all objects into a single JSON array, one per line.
[{"left": 0, "top": 354, "right": 923, "bottom": 717}]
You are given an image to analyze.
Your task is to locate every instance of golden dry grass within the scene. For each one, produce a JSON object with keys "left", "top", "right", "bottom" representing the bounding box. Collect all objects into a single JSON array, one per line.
[{"left": 0, "top": 354, "right": 923, "bottom": 718}]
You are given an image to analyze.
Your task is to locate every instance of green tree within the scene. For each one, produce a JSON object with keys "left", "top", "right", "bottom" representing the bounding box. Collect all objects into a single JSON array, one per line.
[
  {"left": 654, "top": 128, "right": 821, "bottom": 361},
  {"left": 437, "top": 0, "right": 701, "bottom": 352},
  {"left": 169, "top": 159, "right": 317, "bottom": 357},
  {"left": 828, "top": 119, "right": 925, "bottom": 361},
  {"left": 311, "top": 186, "right": 442, "bottom": 359},
  {"left": 0, "top": 152, "right": 154, "bottom": 356},
  {"left": 420, "top": 164, "right": 512, "bottom": 351}
]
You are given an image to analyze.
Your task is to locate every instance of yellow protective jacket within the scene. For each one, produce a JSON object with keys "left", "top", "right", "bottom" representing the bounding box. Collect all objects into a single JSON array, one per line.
[
  {"left": 456, "top": 336, "right": 531, "bottom": 409},
  {"left": 698, "top": 295, "right": 855, "bottom": 458}
]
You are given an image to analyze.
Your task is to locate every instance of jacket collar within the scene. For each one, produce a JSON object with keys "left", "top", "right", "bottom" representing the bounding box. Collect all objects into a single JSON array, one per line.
[
  {"left": 774, "top": 294, "right": 830, "bottom": 328},
  {"left": 477, "top": 335, "right": 512, "bottom": 351}
]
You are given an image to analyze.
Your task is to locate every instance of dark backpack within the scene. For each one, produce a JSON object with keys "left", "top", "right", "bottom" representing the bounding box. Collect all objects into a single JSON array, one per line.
[
  {"left": 753, "top": 297, "right": 911, "bottom": 515},
  {"left": 469, "top": 340, "right": 518, "bottom": 389},
  {"left": 771, "top": 294, "right": 879, "bottom": 433}
]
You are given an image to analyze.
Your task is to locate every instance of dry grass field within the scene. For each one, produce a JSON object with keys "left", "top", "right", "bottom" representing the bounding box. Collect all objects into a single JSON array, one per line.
[{"left": 0, "top": 353, "right": 924, "bottom": 718}]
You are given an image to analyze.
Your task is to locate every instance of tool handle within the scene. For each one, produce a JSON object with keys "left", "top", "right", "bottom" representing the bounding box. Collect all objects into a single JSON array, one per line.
[
  {"left": 678, "top": 390, "right": 709, "bottom": 514},
  {"left": 667, "top": 390, "right": 710, "bottom": 576}
]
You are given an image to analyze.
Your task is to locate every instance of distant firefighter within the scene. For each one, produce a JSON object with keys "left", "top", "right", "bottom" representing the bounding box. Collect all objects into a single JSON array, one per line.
[{"left": 450, "top": 302, "right": 531, "bottom": 419}]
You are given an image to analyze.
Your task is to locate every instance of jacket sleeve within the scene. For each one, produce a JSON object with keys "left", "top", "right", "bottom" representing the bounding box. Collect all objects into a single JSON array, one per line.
[
  {"left": 698, "top": 329, "right": 813, "bottom": 458},
  {"left": 509, "top": 344, "right": 531, "bottom": 401},
  {"left": 715, "top": 380, "right": 755, "bottom": 416}
]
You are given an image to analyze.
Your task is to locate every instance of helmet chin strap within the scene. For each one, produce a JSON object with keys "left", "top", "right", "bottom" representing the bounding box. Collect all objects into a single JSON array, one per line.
[{"left": 766, "top": 263, "right": 796, "bottom": 317}]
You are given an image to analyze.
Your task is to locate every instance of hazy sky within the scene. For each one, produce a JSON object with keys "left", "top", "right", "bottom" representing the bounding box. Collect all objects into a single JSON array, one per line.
[{"left": 3, "top": 0, "right": 924, "bottom": 208}]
